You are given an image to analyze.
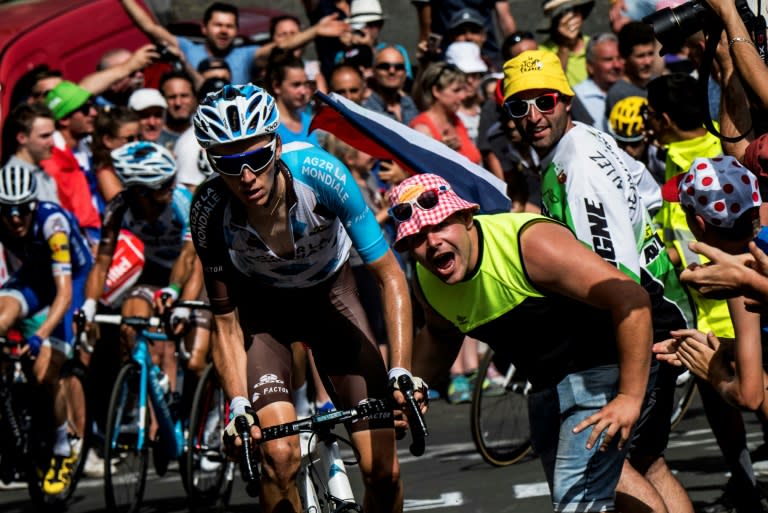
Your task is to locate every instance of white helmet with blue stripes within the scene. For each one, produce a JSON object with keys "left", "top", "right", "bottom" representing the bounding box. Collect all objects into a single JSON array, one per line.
[
  {"left": 192, "top": 83, "right": 280, "bottom": 150},
  {"left": 111, "top": 141, "right": 176, "bottom": 188}
]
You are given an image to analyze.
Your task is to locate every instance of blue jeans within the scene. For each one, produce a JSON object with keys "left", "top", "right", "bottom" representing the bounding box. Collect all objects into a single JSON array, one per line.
[{"left": 528, "top": 365, "right": 626, "bottom": 512}]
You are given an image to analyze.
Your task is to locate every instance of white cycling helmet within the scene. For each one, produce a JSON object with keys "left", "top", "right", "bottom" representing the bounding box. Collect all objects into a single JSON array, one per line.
[
  {"left": 193, "top": 83, "right": 280, "bottom": 150},
  {"left": 111, "top": 141, "right": 176, "bottom": 188},
  {"left": 0, "top": 165, "right": 38, "bottom": 205}
]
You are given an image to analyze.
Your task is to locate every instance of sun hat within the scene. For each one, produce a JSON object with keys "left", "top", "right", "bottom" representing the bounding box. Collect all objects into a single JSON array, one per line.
[
  {"left": 445, "top": 42, "right": 489, "bottom": 74},
  {"left": 390, "top": 173, "right": 479, "bottom": 248},
  {"left": 502, "top": 50, "right": 575, "bottom": 100},
  {"left": 447, "top": 8, "right": 485, "bottom": 31},
  {"left": 46, "top": 81, "right": 91, "bottom": 121},
  {"left": 128, "top": 88, "right": 168, "bottom": 111},
  {"left": 348, "top": 0, "right": 386, "bottom": 29},
  {"left": 661, "top": 156, "right": 761, "bottom": 228}
]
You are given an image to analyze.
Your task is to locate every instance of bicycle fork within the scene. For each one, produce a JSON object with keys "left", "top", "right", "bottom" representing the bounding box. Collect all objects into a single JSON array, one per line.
[{"left": 298, "top": 432, "right": 357, "bottom": 513}]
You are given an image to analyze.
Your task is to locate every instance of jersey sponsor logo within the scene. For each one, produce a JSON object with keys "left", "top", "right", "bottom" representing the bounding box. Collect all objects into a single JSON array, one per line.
[
  {"left": 190, "top": 186, "right": 222, "bottom": 249},
  {"left": 584, "top": 199, "right": 617, "bottom": 266},
  {"left": 300, "top": 156, "right": 351, "bottom": 203}
]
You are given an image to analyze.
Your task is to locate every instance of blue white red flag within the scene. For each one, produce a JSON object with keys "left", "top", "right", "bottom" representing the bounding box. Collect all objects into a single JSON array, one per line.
[{"left": 310, "top": 91, "right": 511, "bottom": 213}]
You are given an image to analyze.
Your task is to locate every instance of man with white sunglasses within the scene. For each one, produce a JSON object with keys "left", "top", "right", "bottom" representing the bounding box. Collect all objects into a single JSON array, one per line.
[
  {"left": 189, "top": 83, "right": 423, "bottom": 513},
  {"left": 503, "top": 49, "right": 695, "bottom": 512}
]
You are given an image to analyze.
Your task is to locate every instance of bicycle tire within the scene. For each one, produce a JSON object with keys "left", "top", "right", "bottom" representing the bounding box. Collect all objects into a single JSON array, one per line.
[
  {"left": 670, "top": 370, "right": 697, "bottom": 430},
  {"left": 104, "top": 363, "right": 148, "bottom": 513},
  {"left": 470, "top": 349, "right": 532, "bottom": 467},
  {"left": 184, "top": 362, "right": 233, "bottom": 508}
]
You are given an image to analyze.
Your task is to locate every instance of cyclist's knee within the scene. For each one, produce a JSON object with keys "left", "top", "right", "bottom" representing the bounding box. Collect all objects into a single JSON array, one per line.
[
  {"left": 260, "top": 440, "right": 301, "bottom": 489},
  {"left": 361, "top": 463, "right": 401, "bottom": 496}
]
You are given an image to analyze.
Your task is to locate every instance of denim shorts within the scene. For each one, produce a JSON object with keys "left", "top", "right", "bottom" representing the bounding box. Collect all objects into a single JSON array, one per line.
[{"left": 528, "top": 365, "right": 627, "bottom": 513}]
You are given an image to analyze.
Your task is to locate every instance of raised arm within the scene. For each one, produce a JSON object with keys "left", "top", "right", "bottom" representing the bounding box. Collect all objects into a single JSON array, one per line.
[
  {"left": 78, "top": 44, "right": 159, "bottom": 96},
  {"left": 494, "top": 1, "right": 517, "bottom": 37},
  {"left": 254, "top": 14, "right": 348, "bottom": 69},
  {"left": 523, "top": 221, "right": 652, "bottom": 450},
  {"left": 120, "top": 0, "right": 178, "bottom": 48}
]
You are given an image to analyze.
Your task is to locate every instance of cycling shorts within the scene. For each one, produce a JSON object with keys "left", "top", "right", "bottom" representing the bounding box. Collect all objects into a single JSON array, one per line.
[{"left": 241, "top": 264, "right": 392, "bottom": 432}]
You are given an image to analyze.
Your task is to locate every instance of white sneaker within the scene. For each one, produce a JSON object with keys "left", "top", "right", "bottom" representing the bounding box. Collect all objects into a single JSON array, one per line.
[
  {"left": 83, "top": 450, "right": 118, "bottom": 478},
  {"left": 200, "top": 455, "right": 222, "bottom": 473}
]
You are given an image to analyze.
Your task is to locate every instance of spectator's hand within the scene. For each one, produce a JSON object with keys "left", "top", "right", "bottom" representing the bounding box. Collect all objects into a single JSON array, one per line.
[
  {"left": 652, "top": 337, "right": 684, "bottom": 366},
  {"left": 746, "top": 240, "right": 768, "bottom": 276},
  {"left": 379, "top": 160, "right": 409, "bottom": 185},
  {"left": 608, "top": 0, "right": 630, "bottom": 33},
  {"left": 667, "top": 328, "right": 719, "bottom": 381},
  {"left": 442, "top": 129, "right": 461, "bottom": 151},
  {"left": 129, "top": 44, "right": 160, "bottom": 72},
  {"left": 679, "top": 241, "right": 754, "bottom": 298},
  {"left": 572, "top": 393, "right": 642, "bottom": 451},
  {"left": 556, "top": 11, "right": 582, "bottom": 41},
  {"left": 315, "top": 13, "right": 349, "bottom": 38}
]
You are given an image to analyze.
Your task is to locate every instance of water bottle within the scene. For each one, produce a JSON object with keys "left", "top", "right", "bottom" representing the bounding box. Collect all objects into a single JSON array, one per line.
[{"left": 13, "top": 362, "right": 26, "bottom": 384}]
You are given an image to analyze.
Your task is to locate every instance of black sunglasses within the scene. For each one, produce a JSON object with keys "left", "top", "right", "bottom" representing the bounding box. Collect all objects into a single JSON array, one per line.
[
  {"left": 207, "top": 138, "right": 277, "bottom": 177},
  {"left": 375, "top": 62, "right": 406, "bottom": 72},
  {"left": 77, "top": 101, "right": 96, "bottom": 115},
  {"left": 0, "top": 202, "right": 36, "bottom": 218},
  {"left": 389, "top": 186, "right": 448, "bottom": 222},
  {"left": 503, "top": 93, "right": 560, "bottom": 118}
]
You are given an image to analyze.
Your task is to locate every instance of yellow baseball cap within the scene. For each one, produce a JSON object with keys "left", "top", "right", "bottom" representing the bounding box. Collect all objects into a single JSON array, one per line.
[{"left": 502, "top": 50, "right": 575, "bottom": 100}]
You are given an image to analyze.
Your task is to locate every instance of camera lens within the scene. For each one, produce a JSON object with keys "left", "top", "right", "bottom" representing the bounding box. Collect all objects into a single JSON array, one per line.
[{"left": 643, "top": 0, "right": 709, "bottom": 55}]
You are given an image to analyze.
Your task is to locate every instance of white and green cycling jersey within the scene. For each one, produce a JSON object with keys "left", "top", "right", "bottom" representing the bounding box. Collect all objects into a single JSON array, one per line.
[{"left": 539, "top": 122, "right": 694, "bottom": 338}]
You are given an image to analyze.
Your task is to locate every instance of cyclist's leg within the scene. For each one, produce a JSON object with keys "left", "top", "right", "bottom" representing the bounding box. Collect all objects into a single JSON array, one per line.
[
  {"left": 245, "top": 331, "right": 301, "bottom": 512},
  {"left": 311, "top": 265, "right": 402, "bottom": 513}
]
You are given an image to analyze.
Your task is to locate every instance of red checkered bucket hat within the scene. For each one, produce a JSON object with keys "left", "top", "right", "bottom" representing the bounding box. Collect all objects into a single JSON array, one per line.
[{"left": 389, "top": 174, "right": 479, "bottom": 248}]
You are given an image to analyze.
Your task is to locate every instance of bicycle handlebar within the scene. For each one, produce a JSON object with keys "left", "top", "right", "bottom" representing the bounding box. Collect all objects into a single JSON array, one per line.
[
  {"left": 236, "top": 396, "right": 427, "bottom": 493},
  {"left": 398, "top": 375, "right": 428, "bottom": 457}
]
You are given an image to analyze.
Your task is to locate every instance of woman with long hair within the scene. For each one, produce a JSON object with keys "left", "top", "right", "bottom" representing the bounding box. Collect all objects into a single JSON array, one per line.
[{"left": 91, "top": 106, "right": 140, "bottom": 204}]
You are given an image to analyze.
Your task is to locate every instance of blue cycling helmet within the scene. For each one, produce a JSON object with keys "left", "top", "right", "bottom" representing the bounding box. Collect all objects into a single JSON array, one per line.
[
  {"left": 111, "top": 141, "right": 176, "bottom": 188},
  {"left": 192, "top": 83, "right": 280, "bottom": 150}
]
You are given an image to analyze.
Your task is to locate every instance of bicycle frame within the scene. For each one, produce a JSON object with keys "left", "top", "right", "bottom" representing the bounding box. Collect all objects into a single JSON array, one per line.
[
  {"left": 108, "top": 326, "right": 183, "bottom": 461},
  {"left": 298, "top": 430, "right": 356, "bottom": 512}
]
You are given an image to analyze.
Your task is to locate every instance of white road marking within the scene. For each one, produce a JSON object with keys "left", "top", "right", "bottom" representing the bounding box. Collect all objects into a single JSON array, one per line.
[
  {"left": 404, "top": 492, "right": 464, "bottom": 510},
  {"left": 513, "top": 482, "right": 550, "bottom": 499}
]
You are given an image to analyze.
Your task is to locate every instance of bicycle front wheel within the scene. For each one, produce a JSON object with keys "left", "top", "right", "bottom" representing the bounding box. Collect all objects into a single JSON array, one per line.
[
  {"left": 470, "top": 349, "right": 532, "bottom": 467},
  {"left": 104, "top": 363, "right": 148, "bottom": 513},
  {"left": 184, "top": 363, "right": 233, "bottom": 508}
]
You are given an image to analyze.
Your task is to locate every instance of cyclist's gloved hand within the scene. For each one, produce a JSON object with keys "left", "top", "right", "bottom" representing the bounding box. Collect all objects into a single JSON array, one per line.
[
  {"left": 170, "top": 306, "right": 191, "bottom": 331},
  {"left": 27, "top": 334, "right": 47, "bottom": 356},
  {"left": 154, "top": 285, "right": 180, "bottom": 312},
  {"left": 387, "top": 367, "right": 429, "bottom": 405},
  {"left": 222, "top": 397, "right": 260, "bottom": 458}
]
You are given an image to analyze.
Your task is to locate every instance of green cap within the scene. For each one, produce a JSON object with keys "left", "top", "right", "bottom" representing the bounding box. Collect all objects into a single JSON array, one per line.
[{"left": 46, "top": 81, "right": 90, "bottom": 120}]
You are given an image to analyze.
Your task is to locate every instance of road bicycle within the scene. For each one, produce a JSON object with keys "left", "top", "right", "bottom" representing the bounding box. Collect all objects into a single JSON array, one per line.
[
  {"left": 0, "top": 327, "right": 89, "bottom": 508},
  {"left": 470, "top": 349, "right": 700, "bottom": 467},
  {"left": 97, "top": 300, "right": 210, "bottom": 513},
  {"left": 184, "top": 361, "right": 235, "bottom": 511},
  {"left": 236, "top": 375, "right": 428, "bottom": 513}
]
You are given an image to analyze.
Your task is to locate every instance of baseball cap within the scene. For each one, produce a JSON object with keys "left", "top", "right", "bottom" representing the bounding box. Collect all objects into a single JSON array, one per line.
[
  {"left": 447, "top": 8, "right": 484, "bottom": 31},
  {"left": 128, "top": 88, "right": 168, "bottom": 111},
  {"left": 661, "top": 156, "right": 761, "bottom": 228},
  {"left": 348, "top": 0, "right": 386, "bottom": 29},
  {"left": 389, "top": 174, "right": 479, "bottom": 249},
  {"left": 46, "top": 81, "right": 91, "bottom": 121},
  {"left": 502, "top": 50, "right": 575, "bottom": 100},
  {"left": 445, "top": 42, "right": 489, "bottom": 74}
]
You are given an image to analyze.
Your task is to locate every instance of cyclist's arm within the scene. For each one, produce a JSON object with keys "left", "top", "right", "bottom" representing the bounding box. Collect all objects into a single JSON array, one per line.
[
  {"left": 211, "top": 309, "right": 249, "bottom": 402},
  {"left": 120, "top": 0, "right": 178, "bottom": 48},
  {"left": 365, "top": 250, "right": 413, "bottom": 371},
  {"left": 167, "top": 240, "right": 197, "bottom": 296},
  {"left": 522, "top": 221, "right": 651, "bottom": 449},
  {"left": 83, "top": 198, "right": 124, "bottom": 306},
  {"left": 34, "top": 231, "right": 74, "bottom": 340}
]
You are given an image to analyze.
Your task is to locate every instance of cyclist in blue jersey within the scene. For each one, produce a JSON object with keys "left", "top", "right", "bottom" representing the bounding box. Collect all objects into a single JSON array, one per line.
[
  {"left": 0, "top": 165, "right": 93, "bottom": 495},
  {"left": 190, "top": 84, "right": 422, "bottom": 513},
  {"left": 80, "top": 141, "right": 204, "bottom": 475}
]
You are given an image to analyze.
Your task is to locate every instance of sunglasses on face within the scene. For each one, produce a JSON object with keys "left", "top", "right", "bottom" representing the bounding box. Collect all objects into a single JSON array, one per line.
[
  {"left": 389, "top": 185, "right": 449, "bottom": 222},
  {"left": 121, "top": 134, "right": 140, "bottom": 143},
  {"left": 207, "top": 138, "right": 277, "bottom": 177},
  {"left": 375, "top": 62, "right": 406, "bottom": 72},
  {"left": 0, "top": 202, "right": 36, "bottom": 218},
  {"left": 31, "top": 89, "right": 52, "bottom": 100},
  {"left": 77, "top": 101, "right": 96, "bottom": 116},
  {"left": 503, "top": 92, "right": 560, "bottom": 118}
]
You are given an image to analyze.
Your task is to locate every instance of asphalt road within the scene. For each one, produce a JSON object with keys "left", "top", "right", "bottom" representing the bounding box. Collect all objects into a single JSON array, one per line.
[{"left": 1, "top": 390, "right": 767, "bottom": 513}]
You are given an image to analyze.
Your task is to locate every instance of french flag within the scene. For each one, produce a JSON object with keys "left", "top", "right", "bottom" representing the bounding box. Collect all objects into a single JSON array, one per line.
[{"left": 310, "top": 91, "right": 511, "bottom": 214}]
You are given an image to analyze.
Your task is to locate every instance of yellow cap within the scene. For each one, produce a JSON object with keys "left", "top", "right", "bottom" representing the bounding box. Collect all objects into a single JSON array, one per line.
[{"left": 502, "top": 50, "right": 575, "bottom": 100}]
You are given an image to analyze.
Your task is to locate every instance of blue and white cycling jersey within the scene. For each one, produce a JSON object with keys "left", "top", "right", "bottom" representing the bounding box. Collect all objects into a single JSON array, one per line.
[
  {"left": 99, "top": 186, "right": 192, "bottom": 270},
  {"left": 191, "top": 142, "right": 389, "bottom": 304}
]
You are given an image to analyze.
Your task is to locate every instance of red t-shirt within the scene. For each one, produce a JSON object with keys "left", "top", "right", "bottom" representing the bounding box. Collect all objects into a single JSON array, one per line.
[{"left": 40, "top": 146, "right": 101, "bottom": 230}]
